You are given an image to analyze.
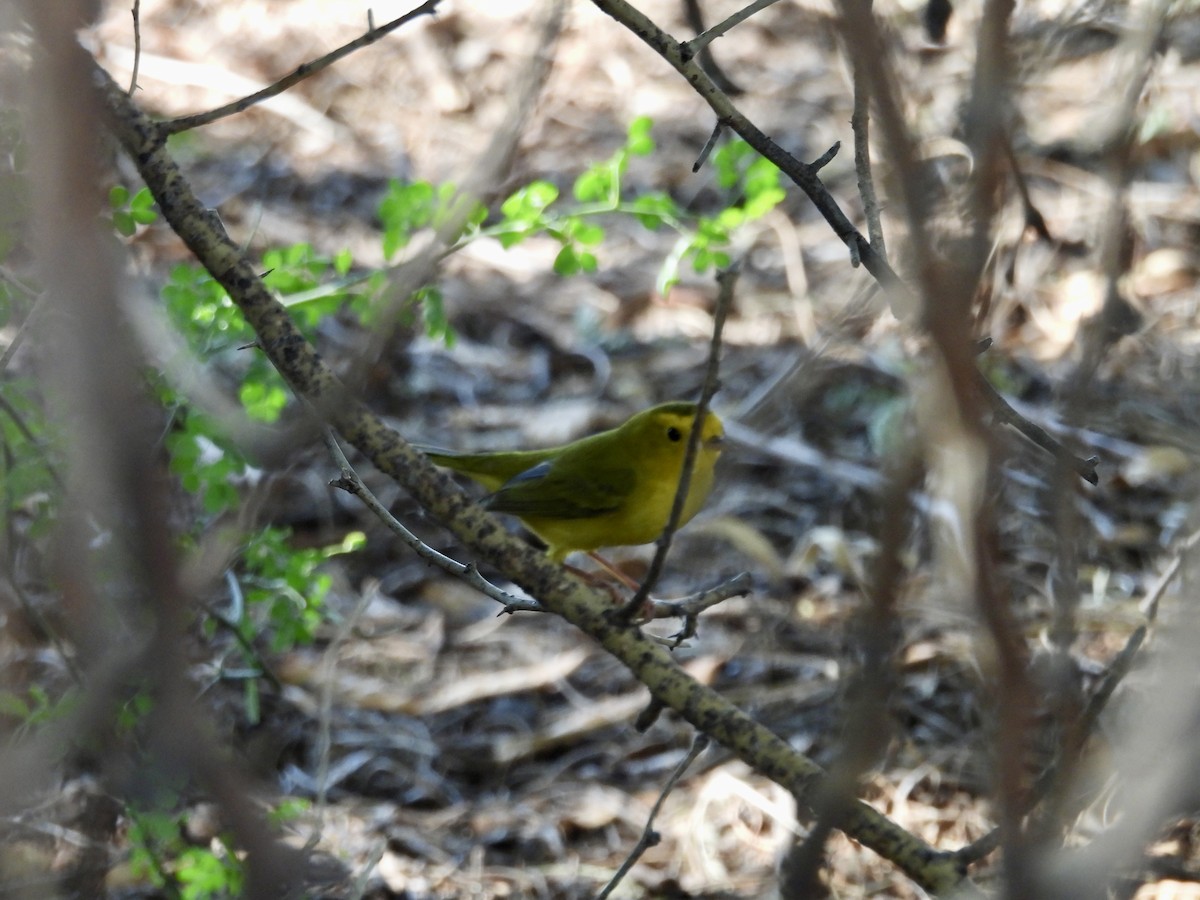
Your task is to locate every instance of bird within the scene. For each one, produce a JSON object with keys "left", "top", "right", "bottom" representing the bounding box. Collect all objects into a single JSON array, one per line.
[{"left": 421, "top": 401, "right": 724, "bottom": 564}]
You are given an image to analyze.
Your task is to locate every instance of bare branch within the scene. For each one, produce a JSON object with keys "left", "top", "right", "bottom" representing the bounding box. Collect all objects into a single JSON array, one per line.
[
  {"left": 161, "top": 1, "right": 443, "bottom": 135},
  {"left": 323, "top": 431, "right": 528, "bottom": 610},
  {"left": 617, "top": 263, "right": 737, "bottom": 620},
  {"left": 597, "top": 734, "right": 711, "bottom": 899},
  {"left": 127, "top": 0, "right": 141, "bottom": 95}
]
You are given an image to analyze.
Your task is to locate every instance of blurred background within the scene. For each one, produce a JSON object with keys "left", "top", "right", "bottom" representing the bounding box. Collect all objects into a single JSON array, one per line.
[{"left": 2, "top": 0, "right": 1200, "bottom": 896}]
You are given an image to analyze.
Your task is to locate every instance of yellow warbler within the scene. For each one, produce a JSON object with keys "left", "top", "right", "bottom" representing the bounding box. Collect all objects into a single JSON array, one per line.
[{"left": 422, "top": 402, "right": 724, "bottom": 562}]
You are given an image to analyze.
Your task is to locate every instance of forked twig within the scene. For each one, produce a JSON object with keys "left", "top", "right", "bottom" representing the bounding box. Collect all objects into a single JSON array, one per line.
[
  {"left": 597, "top": 734, "right": 711, "bottom": 899},
  {"left": 683, "top": 0, "right": 785, "bottom": 56},
  {"left": 323, "top": 431, "right": 528, "bottom": 610}
]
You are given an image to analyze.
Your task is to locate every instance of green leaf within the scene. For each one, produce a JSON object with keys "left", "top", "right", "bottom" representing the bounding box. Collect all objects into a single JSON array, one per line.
[
  {"left": 626, "top": 115, "right": 656, "bottom": 156},
  {"left": 239, "top": 379, "right": 288, "bottom": 423},
  {"left": 129, "top": 188, "right": 158, "bottom": 223},
  {"left": 629, "top": 192, "right": 678, "bottom": 229},
  {"left": 553, "top": 245, "right": 581, "bottom": 276},
  {"left": 332, "top": 531, "right": 367, "bottom": 554},
  {"left": 572, "top": 221, "right": 605, "bottom": 246},
  {"left": 743, "top": 184, "right": 785, "bottom": 218},
  {"left": 496, "top": 225, "right": 535, "bottom": 249},
  {"left": 418, "top": 285, "right": 456, "bottom": 346},
  {"left": 500, "top": 180, "right": 559, "bottom": 221},
  {"left": 269, "top": 798, "right": 312, "bottom": 826},
  {"left": 379, "top": 180, "right": 437, "bottom": 260},
  {"left": 0, "top": 691, "right": 30, "bottom": 719},
  {"left": 112, "top": 211, "right": 136, "bottom": 236},
  {"left": 716, "top": 206, "right": 746, "bottom": 230},
  {"left": 108, "top": 184, "right": 129, "bottom": 208},
  {"left": 572, "top": 165, "right": 615, "bottom": 203},
  {"left": 202, "top": 481, "right": 239, "bottom": 515}
]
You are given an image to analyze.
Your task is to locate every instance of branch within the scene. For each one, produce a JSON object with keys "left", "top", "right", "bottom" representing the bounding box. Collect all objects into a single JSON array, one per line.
[
  {"left": 597, "top": 734, "right": 710, "bottom": 898},
  {"left": 323, "top": 431, "right": 529, "bottom": 611},
  {"left": 98, "top": 51, "right": 968, "bottom": 899},
  {"left": 128, "top": 0, "right": 142, "bottom": 96},
  {"left": 682, "top": 0, "right": 784, "bottom": 56},
  {"left": 593, "top": 0, "right": 898, "bottom": 287},
  {"left": 981, "top": 370, "right": 1099, "bottom": 484},
  {"left": 161, "top": 1, "right": 443, "bottom": 135},
  {"left": 618, "top": 263, "right": 736, "bottom": 620},
  {"left": 591, "top": 0, "right": 1095, "bottom": 485}
]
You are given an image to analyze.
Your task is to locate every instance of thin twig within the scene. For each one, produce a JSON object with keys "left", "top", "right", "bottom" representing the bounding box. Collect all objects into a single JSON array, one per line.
[
  {"left": 648, "top": 571, "right": 753, "bottom": 646},
  {"left": 1140, "top": 526, "right": 1200, "bottom": 623},
  {"left": 0, "top": 388, "right": 63, "bottom": 489},
  {"left": 682, "top": 0, "right": 744, "bottom": 95},
  {"left": 5, "top": 575, "right": 84, "bottom": 685},
  {"left": 956, "top": 622, "right": 1146, "bottom": 865},
  {"left": 683, "top": 0, "right": 785, "bottom": 56},
  {"left": 343, "top": 0, "right": 562, "bottom": 397},
  {"left": 850, "top": 47, "right": 886, "bottom": 258},
  {"left": 616, "top": 263, "right": 738, "bottom": 621},
  {"left": 1001, "top": 134, "right": 1053, "bottom": 242},
  {"left": 810, "top": 142, "right": 841, "bottom": 172},
  {"left": 322, "top": 431, "right": 528, "bottom": 610},
  {"left": 161, "top": 1, "right": 442, "bottom": 135},
  {"left": 348, "top": 839, "right": 389, "bottom": 900},
  {"left": 128, "top": 0, "right": 141, "bottom": 96},
  {"left": 199, "top": 572, "right": 283, "bottom": 692},
  {"left": 597, "top": 734, "right": 711, "bottom": 899},
  {"left": 981, "top": 374, "right": 1099, "bottom": 484},
  {"left": 307, "top": 582, "right": 376, "bottom": 851},
  {"left": 957, "top": 524, "right": 1200, "bottom": 865},
  {"left": 780, "top": 455, "right": 921, "bottom": 892},
  {"left": 692, "top": 120, "right": 724, "bottom": 173}
]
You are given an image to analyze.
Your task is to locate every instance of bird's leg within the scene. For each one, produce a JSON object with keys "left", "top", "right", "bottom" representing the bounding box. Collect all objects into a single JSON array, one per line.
[
  {"left": 584, "top": 553, "right": 661, "bottom": 623},
  {"left": 586, "top": 552, "right": 642, "bottom": 592},
  {"left": 562, "top": 561, "right": 626, "bottom": 604}
]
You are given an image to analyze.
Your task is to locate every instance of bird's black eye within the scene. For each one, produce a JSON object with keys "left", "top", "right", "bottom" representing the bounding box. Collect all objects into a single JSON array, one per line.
[{"left": 667, "top": 426, "right": 682, "bottom": 442}]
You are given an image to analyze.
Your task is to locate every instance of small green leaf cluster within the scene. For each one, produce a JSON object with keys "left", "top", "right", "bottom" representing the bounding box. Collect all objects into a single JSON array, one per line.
[
  {"left": 109, "top": 185, "right": 159, "bottom": 236},
  {"left": 487, "top": 115, "right": 783, "bottom": 290},
  {"left": 666, "top": 138, "right": 786, "bottom": 289},
  {"left": 373, "top": 116, "right": 783, "bottom": 332},
  {"left": 379, "top": 179, "right": 486, "bottom": 260},
  {"left": 157, "top": 260, "right": 364, "bottom": 670},
  {"left": 236, "top": 526, "right": 365, "bottom": 654},
  {"left": 0, "top": 683, "right": 75, "bottom": 737},
  {"left": 127, "top": 804, "right": 245, "bottom": 900},
  {"left": 488, "top": 116, "right": 660, "bottom": 276},
  {"left": 163, "top": 408, "right": 247, "bottom": 514},
  {"left": 211, "top": 527, "right": 363, "bottom": 723}
]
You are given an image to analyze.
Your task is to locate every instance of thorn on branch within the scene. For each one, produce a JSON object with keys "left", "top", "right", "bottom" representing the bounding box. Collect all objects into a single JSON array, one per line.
[
  {"left": 811, "top": 142, "right": 840, "bottom": 171},
  {"left": 693, "top": 120, "right": 724, "bottom": 173}
]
